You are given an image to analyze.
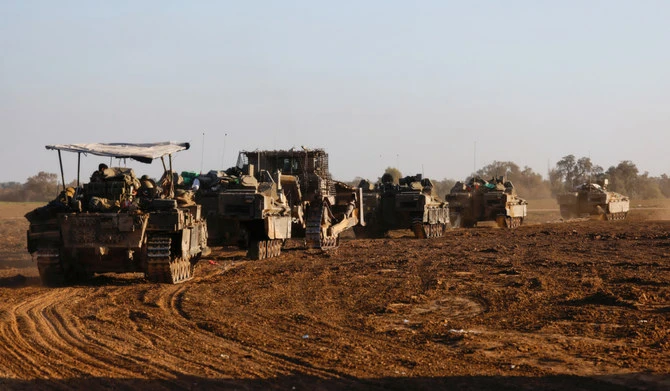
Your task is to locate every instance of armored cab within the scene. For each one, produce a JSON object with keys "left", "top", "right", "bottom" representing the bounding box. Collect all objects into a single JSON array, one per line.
[
  {"left": 25, "top": 142, "right": 210, "bottom": 286},
  {"left": 446, "top": 176, "right": 527, "bottom": 228},
  {"left": 557, "top": 180, "right": 629, "bottom": 220},
  {"left": 196, "top": 165, "right": 291, "bottom": 260},
  {"left": 201, "top": 148, "right": 364, "bottom": 255},
  {"left": 357, "top": 173, "right": 449, "bottom": 238}
]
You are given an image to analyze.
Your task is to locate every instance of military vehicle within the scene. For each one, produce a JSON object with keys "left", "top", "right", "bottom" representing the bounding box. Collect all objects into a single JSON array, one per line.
[
  {"left": 557, "top": 180, "right": 629, "bottom": 220},
  {"left": 196, "top": 165, "right": 292, "bottom": 260},
  {"left": 354, "top": 179, "right": 381, "bottom": 238},
  {"left": 446, "top": 176, "right": 527, "bottom": 228},
  {"left": 25, "top": 142, "right": 210, "bottom": 286},
  {"left": 198, "top": 147, "right": 364, "bottom": 258},
  {"left": 356, "top": 174, "right": 449, "bottom": 238}
]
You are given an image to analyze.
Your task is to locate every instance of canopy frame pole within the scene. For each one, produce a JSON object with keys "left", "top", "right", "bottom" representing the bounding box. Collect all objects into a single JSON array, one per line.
[
  {"left": 169, "top": 154, "right": 174, "bottom": 198},
  {"left": 77, "top": 152, "right": 81, "bottom": 188},
  {"left": 57, "top": 150, "right": 66, "bottom": 192}
]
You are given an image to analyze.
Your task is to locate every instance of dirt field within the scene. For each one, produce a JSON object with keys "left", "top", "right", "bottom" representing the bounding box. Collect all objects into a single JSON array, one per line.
[{"left": 0, "top": 201, "right": 668, "bottom": 390}]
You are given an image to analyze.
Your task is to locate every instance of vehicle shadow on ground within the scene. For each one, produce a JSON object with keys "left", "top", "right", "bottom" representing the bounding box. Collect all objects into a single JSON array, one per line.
[
  {"left": 0, "top": 274, "right": 35, "bottom": 288},
  {"left": 0, "top": 373, "right": 667, "bottom": 391},
  {"left": 0, "top": 273, "right": 149, "bottom": 289}
]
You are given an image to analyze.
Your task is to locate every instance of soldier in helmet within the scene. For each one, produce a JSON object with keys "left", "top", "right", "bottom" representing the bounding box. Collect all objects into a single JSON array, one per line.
[
  {"left": 138, "top": 175, "right": 158, "bottom": 198},
  {"left": 90, "top": 163, "right": 109, "bottom": 182}
]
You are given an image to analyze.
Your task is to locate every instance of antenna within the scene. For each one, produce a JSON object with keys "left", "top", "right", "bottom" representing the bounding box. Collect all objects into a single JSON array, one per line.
[
  {"left": 221, "top": 133, "right": 228, "bottom": 168},
  {"left": 547, "top": 158, "right": 550, "bottom": 179},
  {"left": 473, "top": 140, "right": 477, "bottom": 174},
  {"left": 200, "top": 132, "right": 205, "bottom": 174}
]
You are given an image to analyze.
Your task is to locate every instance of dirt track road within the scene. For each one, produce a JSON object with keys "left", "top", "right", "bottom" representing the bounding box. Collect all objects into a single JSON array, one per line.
[{"left": 0, "top": 205, "right": 668, "bottom": 390}]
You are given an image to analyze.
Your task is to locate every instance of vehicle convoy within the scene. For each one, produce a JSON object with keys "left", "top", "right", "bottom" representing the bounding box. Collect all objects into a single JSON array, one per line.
[
  {"left": 556, "top": 180, "right": 630, "bottom": 220},
  {"left": 197, "top": 148, "right": 364, "bottom": 259},
  {"left": 356, "top": 174, "right": 449, "bottom": 238},
  {"left": 25, "top": 142, "right": 210, "bottom": 286},
  {"left": 446, "top": 176, "right": 527, "bottom": 228}
]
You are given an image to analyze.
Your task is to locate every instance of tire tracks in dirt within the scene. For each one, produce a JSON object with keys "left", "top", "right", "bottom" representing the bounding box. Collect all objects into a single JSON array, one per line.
[
  {"left": 147, "top": 271, "right": 356, "bottom": 380},
  {"left": 0, "top": 287, "right": 143, "bottom": 379}
]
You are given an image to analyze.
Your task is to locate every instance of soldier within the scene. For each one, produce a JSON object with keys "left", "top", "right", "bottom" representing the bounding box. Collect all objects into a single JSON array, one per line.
[
  {"left": 138, "top": 175, "right": 158, "bottom": 199},
  {"left": 90, "top": 163, "right": 109, "bottom": 182}
]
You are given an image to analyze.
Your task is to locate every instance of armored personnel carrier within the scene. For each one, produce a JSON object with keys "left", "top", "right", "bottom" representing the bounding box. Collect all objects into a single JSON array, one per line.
[
  {"left": 25, "top": 142, "right": 210, "bottom": 286},
  {"left": 557, "top": 180, "right": 629, "bottom": 220},
  {"left": 196, "top": 165, "right": 291, "bottom": 260},
  {"left": 199, "top": 148, "right": 364, "bottom": 256},
  {"left": 446, "top": 176, "right": 527, "bottom": 228},
  {"left": 356, "top": 174, "right": 449, "bottom": 238}
]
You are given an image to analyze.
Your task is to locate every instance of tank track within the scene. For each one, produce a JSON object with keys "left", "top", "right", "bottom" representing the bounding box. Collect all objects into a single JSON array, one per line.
[
  {"left": 146, "top": 235, "right": 193, "bottom": 284},
  {"left": 497, "top": 216, "right": 523, "bottom": 229},
  {"left": 605, "top": 212, "right": 628, "bottom": 221},
  {"left": 36, "top": 248, "right": 65, "bottom": 287},
  {"left": 247, "top": 239, "right": 283, "bottom": 260},
  {"left": 411, "top": 217, "right": 446, "bottom": 239},
  {"left": 305, "top": 202, "right": 338, "bottom": 250}
]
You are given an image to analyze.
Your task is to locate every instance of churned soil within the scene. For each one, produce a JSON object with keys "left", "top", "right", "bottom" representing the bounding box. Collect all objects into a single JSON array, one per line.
[{"left": 0, "top": 203, "right": 668, "bottom": 390}]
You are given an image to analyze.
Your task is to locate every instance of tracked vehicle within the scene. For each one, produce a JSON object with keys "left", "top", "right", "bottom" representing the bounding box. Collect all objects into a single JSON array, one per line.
[
  {"left": 25, "top": 142, "right": 210, "bottom": 286},
  {"left": 356, "top": 174, "right": 449, "bottom": 238},
  {"left": 199, "top": 148, "right": 364, "bottom": 258},
  {"left": 446, "top": 176, "right": 527, "bottom": 228},
  {"left": 557, "top": 180, "right": 629, "bottom": 220},
  {"left": 196, "top": 165, "right": 291, "bottom": 260}
]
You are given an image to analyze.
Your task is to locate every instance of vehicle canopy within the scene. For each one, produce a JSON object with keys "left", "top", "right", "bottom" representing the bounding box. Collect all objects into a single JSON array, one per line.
[
  {"left": 46, "top": 141, "right": 190, "bottom": 195},
  {"left": 46, "top": 142, "right": 190, "bottom": 163}
]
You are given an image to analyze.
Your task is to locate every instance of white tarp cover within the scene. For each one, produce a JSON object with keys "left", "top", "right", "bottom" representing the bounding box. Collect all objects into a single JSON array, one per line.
[{"left": 45, "top": 142, "right": 190, "bottom": 163}]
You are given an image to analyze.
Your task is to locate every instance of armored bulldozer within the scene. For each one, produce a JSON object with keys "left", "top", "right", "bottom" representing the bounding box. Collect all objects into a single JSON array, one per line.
[
  {"left": 196, "top": 165, "right": 291, "bottom": 260},
  {"left": 199, "top": 148, "right": 364, "bottom": 257},
  {"left": 557, "top": 180, "right": 629, "bottom": 220},
  {"left": 25, "top": 142, "right": 210, "bottom": 286},
  {"left": 446, "top": 176, "right": 527, "bottom": 228},
  {"left": 356, "top": 174, "right": 449, "bottom": 238}
]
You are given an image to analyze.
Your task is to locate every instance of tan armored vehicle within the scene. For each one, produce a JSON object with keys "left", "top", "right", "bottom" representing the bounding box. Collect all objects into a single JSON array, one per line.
[
  {"left": 196, "top": 164, "right": 291, "bottom": 260},
  {"left": 199, "top": 148, "right": 364, "bottom": 257},
  {"left": 25, "top": 142, "right": 210, "bottom": 286},
  {"left": 356, "top": 174, "right": 449, "bottom": 238},
  {"left": 446, "top": 176, "right": 527, "bottom": 228},
  {"left": 557, "top": 180, "right": 629, "bottom": 220}
]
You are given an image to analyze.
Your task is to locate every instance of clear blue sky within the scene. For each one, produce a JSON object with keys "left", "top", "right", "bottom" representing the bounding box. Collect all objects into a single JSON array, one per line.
[{"left": 1, "top": 1, "right": 669, "bottom": 184}]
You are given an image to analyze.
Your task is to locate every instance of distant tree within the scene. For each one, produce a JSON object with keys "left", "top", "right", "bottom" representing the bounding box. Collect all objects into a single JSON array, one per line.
[
  {"left": 548, "top": 168, "right": 565, "bottom": 195},
  {"left": 477, "top": 161, "right": 550, "bottom": 199},
  {"left": 382, "top": 167, "right": 402, "bottom": 185},
  {"left": 517, "top": 166, "right": 551, "bottom": 199},
  {"left": 555, "top": 155, "right": 578, "bottom": 189},
  {"left": 606, "top": 160, "right": 639, "bottom": 197},
  {"left": 575, "top": 157, "right": 603, "bottom": 184},
  {"left": 476, "top": 161, "right": 520, "bottom": 181},
  {"left": 23, "top": 171, "right": 59, "bottom": 201},
  {"left": 0, "top": 182, "right": 23, "bottom": 201},
  {"left": 636, "top": 172, "right": 662, "bottom": 199},
  {"left": 659, "top": 174, "right": 670, "bottom": 198},
  {"left": 346, "top": 176, "right": 366, "bottom": 188},
  {"left": 432, "top": 178, "right": 456, "bottom": 199}
]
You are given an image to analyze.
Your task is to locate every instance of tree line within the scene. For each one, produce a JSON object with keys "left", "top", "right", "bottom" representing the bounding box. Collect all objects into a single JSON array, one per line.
[
  {"left": 2, "top": 156, "right": 670, "bottom": 202},
  {"left": 352, "top": 155, "right": 670, "bottom": 200}
]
